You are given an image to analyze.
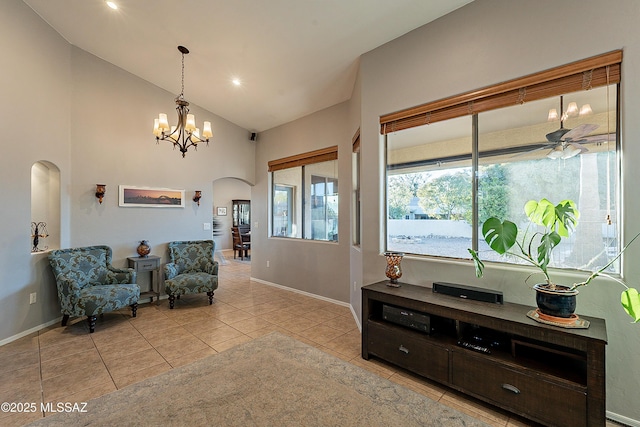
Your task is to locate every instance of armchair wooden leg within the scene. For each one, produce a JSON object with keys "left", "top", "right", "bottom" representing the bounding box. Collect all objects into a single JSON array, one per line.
[
  {"left": 207, "top": 291, "right": 214, "bottom": 305},
  {"left": 169, "top": 295, "right": 175, "bottom": 309},
  {"left": 131, "top": 303, "right": 138, "bottom": 318},
  {"left": 61, "top": 314, "right": 69, "bottom": 326},
  {"left": 88, "top": 316, "right": 97, "bottom": 333}
]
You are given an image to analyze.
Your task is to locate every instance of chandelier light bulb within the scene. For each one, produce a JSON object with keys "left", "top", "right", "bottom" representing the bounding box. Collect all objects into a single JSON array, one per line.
[
  {"left": 158, "top": 113, "right": 169, "bottom": 131},
  {"left": 202, "top": 121, "right": 213, "bottom": 138},
  {"left": 547, "top": 109, "right": 558, "bottom": 121},
  {"left": 153, "top": 119, "right": 161, "bottom": 137},
  {"left": 566, "top": 102, "right": 579, "bottom": 116},
  {"left": 186, "top": 114, "right": 196, "bottom": 132}
]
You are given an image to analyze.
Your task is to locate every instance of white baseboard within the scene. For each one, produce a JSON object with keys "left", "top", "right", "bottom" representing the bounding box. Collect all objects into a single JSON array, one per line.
[
  {"left": 607, "top": 411, "right": 640, "bottom": 427},
  {"left": 250, "top": 277, "right": 361, "bottom": 331},
  {"left": 0, "top": 317, "right": 61, "bottom": 347}
]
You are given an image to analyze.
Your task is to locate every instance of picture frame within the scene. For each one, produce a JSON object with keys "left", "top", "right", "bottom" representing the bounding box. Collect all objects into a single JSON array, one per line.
[
  {"left": 217, "top": 207, "right": 227, "bottom": 216},
  {"left": 119, "top": 185, "right": 185, "bottom": 208}
]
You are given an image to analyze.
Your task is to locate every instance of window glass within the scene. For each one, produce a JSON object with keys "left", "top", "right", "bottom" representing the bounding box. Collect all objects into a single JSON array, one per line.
[
  {"left": 385, "top": 85, "right": 619, "bottom": 273},
  {"left": 386, "top": 116, "right": 472, "bottom": 258},
  {"left": 272, "top": 167, "right": 302, "bottom": 238},
  {"left": 271, "top": 159, "right": 338, "bottom": 241},
  {"left": 305, "top": 161, "right": 338, "bottom": 241},
  {"left": 352, "top": 144, "right": 361, "bottom": 246},
  {"left": 477, "top": 85, "right": 618, "bottom": 272}
]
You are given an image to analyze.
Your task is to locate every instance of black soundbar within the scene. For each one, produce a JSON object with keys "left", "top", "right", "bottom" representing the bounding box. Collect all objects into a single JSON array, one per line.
[{"left": 432, "top": 282, "right": 503, "bottom": 304}]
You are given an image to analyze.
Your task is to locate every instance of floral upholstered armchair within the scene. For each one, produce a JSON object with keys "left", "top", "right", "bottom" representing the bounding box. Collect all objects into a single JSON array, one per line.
[
  {"left": 164, "top": 240, "right": 218, "bottom": 309},
  {"left": 48, "top": 245, "right": 140, "bottom": 333}
]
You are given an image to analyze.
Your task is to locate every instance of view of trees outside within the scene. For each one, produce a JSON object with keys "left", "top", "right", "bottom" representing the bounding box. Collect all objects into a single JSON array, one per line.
[
  {"left": 386, "top": 151, "right": 618, "bottom": 272},
  {"left": 386, "top": 84, "right": 619, "bottom": 272}
]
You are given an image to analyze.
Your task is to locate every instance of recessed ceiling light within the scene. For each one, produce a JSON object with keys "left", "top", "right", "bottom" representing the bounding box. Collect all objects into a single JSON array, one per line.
[
  {"left": 232, "top": 78, "right": 241, "bottom": 87},
  {"left": 106, "top": 1, "right": 118, "bottom": 10}
]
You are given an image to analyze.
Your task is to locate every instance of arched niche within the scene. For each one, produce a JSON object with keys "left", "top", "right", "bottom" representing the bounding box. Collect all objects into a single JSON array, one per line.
[{"left": 31, "top": 161, "right": 60, "bottom": 252}]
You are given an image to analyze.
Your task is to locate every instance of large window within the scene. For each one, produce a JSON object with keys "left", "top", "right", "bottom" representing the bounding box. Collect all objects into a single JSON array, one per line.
[
  {"left": 269, "top": 147, "right": 338, "bottom": 241},
  {"left": 384, "top": 51, "right": 621, "bottom": 273}
]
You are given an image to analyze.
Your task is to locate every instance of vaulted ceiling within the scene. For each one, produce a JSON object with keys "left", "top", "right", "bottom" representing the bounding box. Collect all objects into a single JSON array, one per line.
[{"left": 23, "top": 0, "right": 473, "bottom": 132}]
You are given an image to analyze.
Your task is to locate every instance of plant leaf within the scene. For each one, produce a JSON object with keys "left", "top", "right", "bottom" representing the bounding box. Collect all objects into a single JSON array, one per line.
[
  {"left": 482, "top": 217, "right": 517, "bottom": 255},
  {"left": 467, "top": 249, "right": 485, "bottom": 277},
  {"left": 554, "top": 199, "right": 579, "bottom": 237},
  {"left": 537, "top": 231, "right": 561, "bottom": 269},
  {"left": 525, "top": 199, "right": 555, "bottom": 228},
  {"left": 621, "top": 288, "right": 640, "bottom": 323}
]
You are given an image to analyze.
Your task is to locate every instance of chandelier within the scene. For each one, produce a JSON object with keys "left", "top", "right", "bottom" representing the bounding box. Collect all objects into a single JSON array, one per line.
[{"left": 153, "top": 46, "right": 212, "bottom": 158}]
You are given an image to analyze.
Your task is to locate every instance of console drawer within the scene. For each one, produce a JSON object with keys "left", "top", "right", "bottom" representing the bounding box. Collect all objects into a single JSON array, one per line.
[
  {"left": 451, "top": 352, "right": 587, "bottom": 427},
  {"left": 367, "top": 321, "right": 448, "bottom": 383}
]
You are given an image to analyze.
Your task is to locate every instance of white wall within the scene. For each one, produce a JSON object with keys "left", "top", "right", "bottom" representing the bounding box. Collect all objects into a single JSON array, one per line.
[
  {"left": 358, "top": 0, "right": 640, "bottom": 422},
  {"left": 0, "top": 0, "right": 254, "bottom": 342}
]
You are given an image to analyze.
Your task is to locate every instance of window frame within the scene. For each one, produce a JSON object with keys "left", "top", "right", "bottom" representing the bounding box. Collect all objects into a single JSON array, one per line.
[
  {"left": 382, "top": 51, "right": 622, "bottom": 273},
  {"left": 269, "top": 146, "right": 338, "bottom": 242}
]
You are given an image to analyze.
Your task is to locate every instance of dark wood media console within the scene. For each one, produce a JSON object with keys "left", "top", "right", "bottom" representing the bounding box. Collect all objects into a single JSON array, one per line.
[{"left": 362, "top": 281, "right": 607, "bottom": 427}]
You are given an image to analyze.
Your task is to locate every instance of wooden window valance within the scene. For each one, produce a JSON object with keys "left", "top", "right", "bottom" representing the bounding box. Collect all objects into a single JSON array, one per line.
[
  {"left": 380, "top": 50, "right": 622, "bottom": 135},
  {"left": 268, "top": 146, "right": 338, "bottom": 172},
  {"left": 352, "top": 128, "right": 361, "bottom": 153}
]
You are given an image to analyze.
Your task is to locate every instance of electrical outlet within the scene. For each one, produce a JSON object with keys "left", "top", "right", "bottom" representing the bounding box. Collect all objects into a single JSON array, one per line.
[
  {"left": 29, "top": 293, "right": 37, "bottom": 304},
  {"left": 353, "top": 281, "right": 357, "bottom": 291},
  {"left": 266, "top": 260, "right": 270, "bottom": 268},
  {"left": 254, "top": 222, "right": 259, "bottom": 229}
]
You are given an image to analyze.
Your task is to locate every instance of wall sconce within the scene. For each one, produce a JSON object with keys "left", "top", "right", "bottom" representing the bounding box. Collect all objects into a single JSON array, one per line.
[
  {"left": 95, "top": 184, "right": 106, "bottom": 204},
  {"left": 193, "top": 190, "right": 202, "bottom": 206}
]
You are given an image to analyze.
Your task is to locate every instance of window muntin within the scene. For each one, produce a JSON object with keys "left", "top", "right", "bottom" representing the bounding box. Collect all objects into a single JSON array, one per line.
[{"left": 385, "top": 85, "right": 619, "bottom": 273}]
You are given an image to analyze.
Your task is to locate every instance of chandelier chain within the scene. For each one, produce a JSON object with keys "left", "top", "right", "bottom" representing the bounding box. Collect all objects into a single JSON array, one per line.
[{"left": 181, "top": 51, "right": 185, "bottom": 98}]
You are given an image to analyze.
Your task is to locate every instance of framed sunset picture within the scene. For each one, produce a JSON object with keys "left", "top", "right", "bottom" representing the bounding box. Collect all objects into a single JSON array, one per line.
[{"left": 119, "top": 185, "right": 185, "bottom": 208}]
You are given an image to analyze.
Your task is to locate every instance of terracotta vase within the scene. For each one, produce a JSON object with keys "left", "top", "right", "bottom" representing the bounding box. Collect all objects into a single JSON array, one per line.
[{"left": 137, "top": 240, "right": 151, "bottom": 258}]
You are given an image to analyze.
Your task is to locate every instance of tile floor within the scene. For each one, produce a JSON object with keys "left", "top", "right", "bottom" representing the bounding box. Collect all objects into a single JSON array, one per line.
[{"left": 0, "top": 251, "right": 622, "bottom": 427}]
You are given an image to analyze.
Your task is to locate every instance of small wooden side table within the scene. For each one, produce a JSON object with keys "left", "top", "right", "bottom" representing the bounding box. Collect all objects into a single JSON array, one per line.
[{"left": 128, "top": 255, "right": 161, "bottom": 303}]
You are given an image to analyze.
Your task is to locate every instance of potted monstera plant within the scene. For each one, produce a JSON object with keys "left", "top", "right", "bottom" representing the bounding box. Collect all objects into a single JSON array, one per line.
[{"left": 468, "top": 198, "right": 640, "bottom": 322}]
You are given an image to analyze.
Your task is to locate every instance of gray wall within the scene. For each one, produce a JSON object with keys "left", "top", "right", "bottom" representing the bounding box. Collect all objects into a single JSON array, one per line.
[
  {"left": 356, "top": 0, "right": 640, "bottom": 422},
  {"left": 251, "top": 0, "right": 640, "bottom": 422},
  {"left": 0, "top": 0, "right": 254, "bottom": 342},
  {"left": 4, "top": 0, "right": 640, "bottom": 423},
  {"left": 0, "top": 0, "right": 72, "bottom": 342},
  {"left": 252, "top": 101, "right": 354, "bottom": 303}
]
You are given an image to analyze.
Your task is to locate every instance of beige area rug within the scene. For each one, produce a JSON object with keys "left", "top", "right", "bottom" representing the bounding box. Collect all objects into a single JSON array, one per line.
[{"left": 28, "top": 332, "right": 488, "bottom": 427}]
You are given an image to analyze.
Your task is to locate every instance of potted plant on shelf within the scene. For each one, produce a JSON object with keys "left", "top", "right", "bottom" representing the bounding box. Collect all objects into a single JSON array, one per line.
[{"left": 468, "top": 198, "right": 640, "bottom": 323}]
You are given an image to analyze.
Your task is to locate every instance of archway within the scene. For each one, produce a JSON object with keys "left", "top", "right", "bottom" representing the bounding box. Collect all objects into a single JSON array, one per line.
[{"left": 212, "top": 177, "right": 252, "bottom": 261}]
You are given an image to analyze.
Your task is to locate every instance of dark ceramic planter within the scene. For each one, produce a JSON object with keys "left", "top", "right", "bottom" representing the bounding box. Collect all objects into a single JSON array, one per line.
[{"left": 533, "top": 283, "right": 579, "bottom": 318}]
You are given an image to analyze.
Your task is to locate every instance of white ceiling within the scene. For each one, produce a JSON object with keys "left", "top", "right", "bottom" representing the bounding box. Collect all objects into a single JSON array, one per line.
[{"left": 23, "top": 0, "right": 473, "bottom": 132}]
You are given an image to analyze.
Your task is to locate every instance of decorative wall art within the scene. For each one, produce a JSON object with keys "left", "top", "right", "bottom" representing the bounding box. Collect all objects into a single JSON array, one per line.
[{"left": 119, "top": 185, "right": 185, "bottom": 208}]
